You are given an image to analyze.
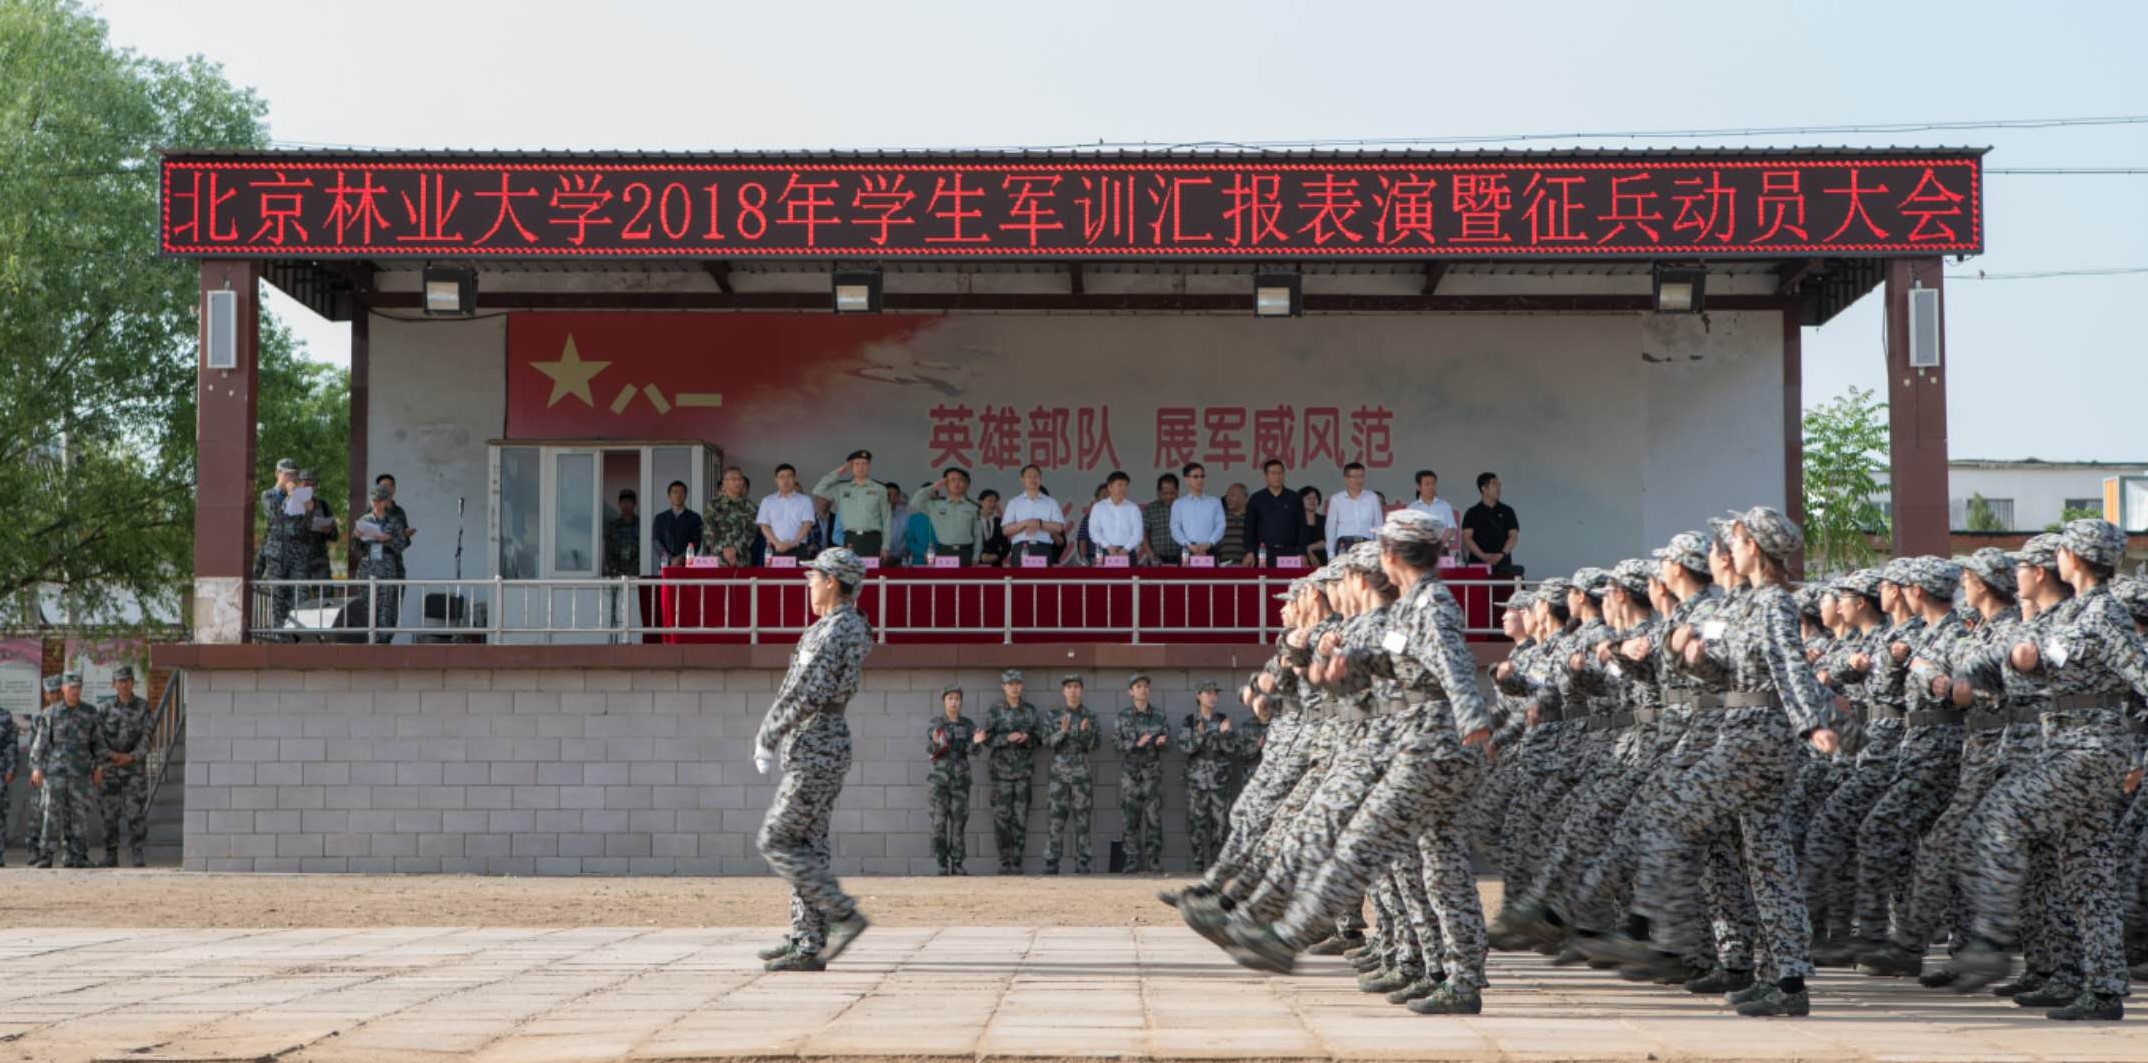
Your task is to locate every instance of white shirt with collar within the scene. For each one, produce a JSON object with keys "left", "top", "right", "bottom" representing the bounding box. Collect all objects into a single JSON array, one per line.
[
  {"left": 1003, "top": 492, "right": 1061, "bottom": 545},
  {"left": 1407, "top": 495, "right": 1456, "bottom": 538},
  {"left": 1325, "top": 488, "right": 1384, "bottom": 558},
  {"left": 1170, "top": 493, "right": 1226, "bottom": 550},
  {"left": 755, "top": 490, "right": 815, "bottom": 544},
  {"left": 1088, "top": 497, "right": 1144, "bottom": 553}
]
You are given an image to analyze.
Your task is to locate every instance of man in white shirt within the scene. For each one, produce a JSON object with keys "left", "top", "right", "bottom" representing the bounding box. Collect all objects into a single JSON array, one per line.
[
  {"left": 754, "top": 463, "right": 817, "bottom": 559},
  {"left": 1169, "top": 463, "right": 1226, "bottom": 559},
  {"left": 1087, "top": 471, "right": 1144, "bottom": 560},
  {"left": 1404, "top": 468, "right": 1459, "bottom": 557},
  {"left": 1324, "top": 461, "right": 1384, "bottom": 559},
  {"left": 1001, "top": 464, "right": 1064, "bottom": 564}
]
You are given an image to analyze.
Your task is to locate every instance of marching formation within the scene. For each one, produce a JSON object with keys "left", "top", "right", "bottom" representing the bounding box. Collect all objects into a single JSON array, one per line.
[{"left": 1159, "top": 510, "right": 2148, "bottom": 1023}]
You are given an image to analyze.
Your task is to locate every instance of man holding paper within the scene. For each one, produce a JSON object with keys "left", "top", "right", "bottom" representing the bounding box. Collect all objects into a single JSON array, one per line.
[{"left": 352, "top": 485, "right": 410, "bottom": 644}]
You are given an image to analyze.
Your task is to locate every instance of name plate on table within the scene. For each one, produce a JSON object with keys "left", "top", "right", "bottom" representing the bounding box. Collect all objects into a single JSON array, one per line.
[
  {"left": 768, "top": 556, "right": 799, "bottom": 569},
  {"left": 686, "top": 555, "right": 722, "bottom": 567},
  {"left": 1274, "top": 556, "right": 1306, "bottom": 570},
  {"left": 1437, "top": 555, "right": 1458, "bottom": 569},
  {"left": 931, "top": 555, "right": 961, "bottom": 569},
  {"left": 1186, "top": 555, "right": 1216, "bottom": 568},
  {"left": 1020, "top": 555, "right": 1049, "bottom": 568},
  {"left": 1101, "top": 555, "right": 1131, "bottom": 569},
  {"left": 862, "top": 557, "right": 880, "bottom": 570}
]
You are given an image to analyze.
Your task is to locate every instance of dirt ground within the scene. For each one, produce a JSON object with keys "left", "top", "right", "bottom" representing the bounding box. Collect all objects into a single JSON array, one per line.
[{"left": 0, "top": 869, "right": 1509, "bottom": 928}]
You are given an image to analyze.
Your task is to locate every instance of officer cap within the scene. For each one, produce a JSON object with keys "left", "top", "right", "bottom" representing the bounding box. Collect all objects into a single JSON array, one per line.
[
  {"left": 1127, "top": 672, "right": 1152, "bottom": 688},
  {"left": 111, "top": 665, "right": 135, "bottom": 683},
  {"left": 1000, "top": 668, "right": 1024, "bottom": 684},
  {"left": 2060, "top": 517, "right": 2127, "bottom": 569},
  {"left": 1958, "top": 548, "right": 2017, "bottom": 600},
  {"left": 1196, "top": 680, "right": 1221, "bottom": 694},
  {"left": 1652, "top": 531, "right": 1711, "bottom": 575},
  {"left": 802, "top": 547, "right": 866, "bottom": 589},
  {"left": 1735, "top": 506, "right": 1803, "bottom": 562},
  {"left": 847, "top": 449, "right": 873, "bottom": 462},
  {"left": 2014, "top": 533, "right": 2063, "bottom": 572},
  {"left": 943, "top": 467, "right": 971, "bottom": 481},
  {"left": 1060, "top": 674, "right": 1083, "bottom": 688},
  {"left": 41, "top": 675, "right": 62, "bottom": 693},
  {"left": 275, "top": 457, "right": 298, "bottom": 473}
]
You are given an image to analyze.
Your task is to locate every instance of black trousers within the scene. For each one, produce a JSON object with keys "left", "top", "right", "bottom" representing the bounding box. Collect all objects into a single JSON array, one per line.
[
  {"left": 844, "top": 530, "right": 883, "bottom": 557},
  {"left": 1013, "top": 542, "right": 1056, "bottom": 565},
  {"left": 932, "top": 544, "right": 977, "bottom": 566}
]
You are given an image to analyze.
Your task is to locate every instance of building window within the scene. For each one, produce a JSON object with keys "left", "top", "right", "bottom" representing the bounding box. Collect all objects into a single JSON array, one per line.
[
  {"left": 2064, "top": 497, "right": 2105, "bottom": 518},
  {"left": 1951, "top": 496, "right": 2015, "bottom": 531}
]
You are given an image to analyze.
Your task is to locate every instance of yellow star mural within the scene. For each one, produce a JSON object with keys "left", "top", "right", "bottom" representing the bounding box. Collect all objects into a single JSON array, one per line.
[{"left": 531, "top": 334, "right": 610, "bottom": 408}]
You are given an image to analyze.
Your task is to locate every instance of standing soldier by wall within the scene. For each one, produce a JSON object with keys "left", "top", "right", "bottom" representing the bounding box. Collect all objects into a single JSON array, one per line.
[
  {"left": 926, "top": 687, "right": 981, "bottom": 876},
  {"left": 1115, "top": 674, "right": 1171, "bottom": 873},
  {"left": 0, "top": 694, "right": 15, "bottom": 867},
  {"left": 29, "top": 675, "right": 107, "bottom": 869},
  {"left": 1041, "top": 675, "right": 1100, "bottom": 875},
  {"left": 25, "top": 676, "right": 60, "bottom": 867},
  {"left": 96, "top": 666, "right": 154, "bottom": 867},
  {"left": 353, "top": 486, "right": 411, "bottom": 644},
  {"left": 1180, "top": 681, "right": 1236, "bottom": 870},
  {"left": 985, "top": 670, "right": 1041, "bottom": 874}
]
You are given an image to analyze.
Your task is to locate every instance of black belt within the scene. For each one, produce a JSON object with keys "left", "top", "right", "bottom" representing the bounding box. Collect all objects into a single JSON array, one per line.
[
  {"left": 1590, "top": 712, "right": 1635, "bottom": 732},
  {"left": 2051, "top": 694, "right": 2111, "bottom": 713},
  {"left": 1908, "top": 709, "right": 1966, "bottom": 728},
  {"left": 1867, "top": 704, "right": 1906, "bottom": 721},
  {"left": 1719, "top": 692, "right": 1781, "bottom": 709},
  {"left": 1967, "top": 711, "right": 2008, "bottom": 732}
]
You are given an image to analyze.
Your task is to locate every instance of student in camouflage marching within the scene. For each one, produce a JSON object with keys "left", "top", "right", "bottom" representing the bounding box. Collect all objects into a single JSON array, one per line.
[
  {"left": 353, "top": 485, "right": 411, "bottom": 644},
  {"left": 1596, "top": 507, "right": 1843, "bottom": 1018},
  {"left": 0, "top": 692, "right": 14, "bottom": 867},
  {"left": 1944, "top": 519, "right": 2148, "bottom": 1020},
  {"left": 25, "top": 675, "right": 61, "bottom": 867},
  {"left": 1115, "top": 675, "right": 1170, "bottom": 873},
  {"left": 926, "top": 687, "right": 981, "bottom": 876},
  {"left": 1180, "top": 681, "right": 1236, "bottom": 870},
  {"left": 984, "top": 670, "right": 1041, "bottom": 874},
  {"left": 95, "top": 666, "right": 154, "bottom": 867},
  {"left": 752, "top": 548, "right": 874, "bottom": 972},
  {"left": 29, "top": 674, "right": 109, "bottom": 869},
  {"left": 1041, "top": 675, "right": 1099, "bottom": 875}
]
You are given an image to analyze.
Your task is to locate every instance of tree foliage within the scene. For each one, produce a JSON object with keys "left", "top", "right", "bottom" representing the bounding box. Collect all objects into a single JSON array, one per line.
[
  {"left": 0, "top": 0, "right": 341, "bottom": 627},
  {"left": 1801, "top": 387, "right": 1891, "bottom": 576},
  {"left": 1964, "top": 492, "right": 2004, "bottom": 533}
]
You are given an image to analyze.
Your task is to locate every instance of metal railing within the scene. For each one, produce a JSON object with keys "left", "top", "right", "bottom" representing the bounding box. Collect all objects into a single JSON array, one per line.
[
  {"left": 142, "top": 669, "right": 186, "bottom": 816},
  {"left": 245, "top": 573, "right": 1529, "bottom": 645}
]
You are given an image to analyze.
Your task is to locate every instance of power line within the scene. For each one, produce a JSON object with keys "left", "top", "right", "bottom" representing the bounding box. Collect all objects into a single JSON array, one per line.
[{"left": 1946, "top": 267, "right": 2148, "bottom": 280}]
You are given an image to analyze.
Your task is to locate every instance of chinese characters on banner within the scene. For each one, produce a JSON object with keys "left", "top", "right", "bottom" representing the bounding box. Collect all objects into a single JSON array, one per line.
[
  {"left": 162, "top": 157, "right": 1982, "bottom": 258},
  {"left": 924, "top": 404, "right": 1394, "bottom": 475},
  {"left": 0, "top": 639, "right": 41, "bottom": 712}
]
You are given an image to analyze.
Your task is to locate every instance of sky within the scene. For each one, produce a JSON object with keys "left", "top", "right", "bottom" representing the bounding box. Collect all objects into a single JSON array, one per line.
[{"left": 95, "top": 0, "right": 2148, "bottom": 462}]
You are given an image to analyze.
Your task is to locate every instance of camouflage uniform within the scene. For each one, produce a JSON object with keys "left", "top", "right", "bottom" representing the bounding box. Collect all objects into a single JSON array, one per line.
[
  {"left": 261, "top": 485, "right": 311, "bottom": 632},
  {"left": 1802, "top": 613, "right": 1912, "bottom": 950},
  {"left": 1180, "top": 690, "right": 1236, "bottom": 870},
  {"left": 753, "top": 551, "right": 874, "bottom": 958},
  {"left": 1199, "top": 611, "right": 1339, "bottom": 897},
  {"left": 353, "top": 501, "right": 410, "bottom": 644},
  {"left": 1951, "top": 522, "right": 2148, "bottom": 1013},
  {"left": 1114, "top": 690, "right": 1170, "bottom": 873},
  {"left": 1041, "top": 688, "right": 1100, "bottom": 874},
  {"left": 96, "top": 683, "right": 155, "bottom": 866},
  {"left": 0, "top": 707, "right": 15, "bottom": 864},
  {"left": 25, "top": 683, "right": 57, "bottom": 866},
  {"left": 602, "top": 512, "right": 640, "bottom": 577},
  {"left": 925, "top": 699, "right": 977, "bottom": 875},
  {"left": 984, "top": 676, "right": 1042, "bottom": 873},
  {"left": 300, "top": 494, "right": 339, "bottom": 580},
  {"left": 31, "top": 684, "right": 111, "bottom": 868},
  {"left": 702, "top": 494, "right": 759, "bottom": 561}
]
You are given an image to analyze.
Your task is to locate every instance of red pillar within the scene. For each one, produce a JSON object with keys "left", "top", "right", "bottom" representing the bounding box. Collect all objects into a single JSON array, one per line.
[
  {"left": 193, "top": 260, "right": 261, "bottom": 643},
  {"left": 345, "top": 308, "right": 370, "bottom": 570},
  {"left": 1884, "top": 258, "right": 1949, "bottom": 558},
  {"left": 1781, "top": 307, "right": 1805, "bottom": 576}
]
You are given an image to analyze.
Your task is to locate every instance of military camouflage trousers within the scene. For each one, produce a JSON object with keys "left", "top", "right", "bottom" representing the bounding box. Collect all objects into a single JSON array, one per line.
[
  {"left": 757, "top": 731, "right": 857, "bottom": 953},
  {"left": 1800, "top": 748, "right": 1900, "bottom": 941},
  {"left": 1203, "top": 746, "right": 1311, "bottom": 892},
  {"left": 1119, "top": 765, "right": 1163, "bottom": 872},
  {"left": 1185, "top": 782, "right": 1230, "bottom": 871},
  {"left": 100, "top": 768, "right": 149, "bottom": 860},
  {"left": 1891, "top": 726, "right": 2024, "bottom": 953},
  {"left": 927, "top": 768, "right": 971, "bottom": 871},
  {"left": 42, "top": 775, "right": 98, "bottom": 867},
  {"left": 991, "top": 772, "right": 1035, "bottom": 871},
  {"left": 1042, "top": 766, "right": 1093, "bottom": 872},
  {"left": 1852, "top": 723, "right": 1962, "bottom": 941}
]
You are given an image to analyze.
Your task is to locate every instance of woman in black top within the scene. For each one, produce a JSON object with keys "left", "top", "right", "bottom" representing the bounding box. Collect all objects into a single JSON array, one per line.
[
  {"left": 975, "top": 489, "right": 1012, "bottom": 567},
  {"left": 1298, "top": 486, "right": 1329, "bottom": 566}
]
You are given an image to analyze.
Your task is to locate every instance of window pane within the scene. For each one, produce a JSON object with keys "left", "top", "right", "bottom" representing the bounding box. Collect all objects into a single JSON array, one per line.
[
  {"left": 498, "top": 448, "right": 540, "bottom": 579},
  {"left": 554, "top": 452, "right": 596, "bottom": 572},
  {"left": 652, "top": 447, "right": 694, "bottom": 509}
]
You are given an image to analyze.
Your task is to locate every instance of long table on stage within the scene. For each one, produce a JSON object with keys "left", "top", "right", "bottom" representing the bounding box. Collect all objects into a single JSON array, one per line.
[{"left": 655, "top": 564, "right": 1503, "bottom": 645}]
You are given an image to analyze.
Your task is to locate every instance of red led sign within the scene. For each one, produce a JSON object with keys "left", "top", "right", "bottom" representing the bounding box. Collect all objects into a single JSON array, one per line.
[{"left": 160, "top": 155, "right": 1981, "bottom": 260}]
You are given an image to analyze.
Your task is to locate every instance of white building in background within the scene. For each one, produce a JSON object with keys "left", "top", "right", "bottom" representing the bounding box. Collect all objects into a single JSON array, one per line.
[{"left": 1947, "top": 459, "right": 2148, "bottom": 531}]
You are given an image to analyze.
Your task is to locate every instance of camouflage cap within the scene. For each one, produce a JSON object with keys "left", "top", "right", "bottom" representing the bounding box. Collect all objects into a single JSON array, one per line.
[
  {"left": 1535, "top": 576, "right": 1574, "bottom": 603},
  {"left": 1835, "top": 568, "right": 1883, "bottom": 600},
  {"left": 1958, "top": 548, "right": 2017, "bottom": 599},
  {"left": 1060, "top": 674, "right": 1083, "bottom": 687},
  {"left": 2109, "top": 577, "right": 2148, "bottom": 624},
  {"left": 1572, "top": 567, "right": 1612, "bottom": 600},
  {"left": 275, "top": 457, "right": 298, "bottom": 473},
  {"left": 111, "top": 665, "right": 135, "bottom": 683},
  {"left": 1502, "top": 589, "right": 1536, "bottom": 612},
  {"left": 296, "top": 468, "right": 318, "bottom": 482},
  {"left": 60, "top": 672, "right": 82, "bottom": 687},
  {"left": 1653, "top": 531, "right": 1711, "bottom": 575},
  {"left": 803, "top": 546, "right": 867, "bottom": 588},
  {"left": 1879, "top": 556, "right": 1916, "bottom": 586},
  {"left": 1900, "top": 556, "right": 1961, "bottom": 600},
  {"left": 1610, "top": 559, "right": 1654, "bottom": 600},
  {"left": 1127, "top": 672, "right": 1153, "bottom": 688},
  {"left": 1000, "top": 668, "right": 1025, "bottom": 684},
  {"left": 1736, "top": 506, "right": 1803, "bottom": 561},
  {"left": 368, "top": 484, "right": 393, "bottom": 502},
  {"left": 1792, "top": 586, "right": 1825, "bottom": 621},
  {"left": 1333, "top": 540, "right": 1385, "bottom": 575},
  {"left": 1705, "top": 514, "right": 1739, "bottom": 555},
  {"left": 1196, "top": 680, "right": 1221, "bottom": 694},
  {"left": 1374, "top": 507, "right": 1443, "bottom": 545},
  {"left": 2059, "top": 517, "right": 2126, "bottom": 569},
  {"left": 40, "top": 675, "right": 62, "bottom": 692},
  {"left": 938, "top": 685, "right": 963, "bottom": 700},
  {"left": 2014, "top": 532, "right": 2064, "bottom": 571}
]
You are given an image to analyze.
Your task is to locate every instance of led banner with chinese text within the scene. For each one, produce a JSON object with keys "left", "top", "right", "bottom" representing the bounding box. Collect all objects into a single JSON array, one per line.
[{"left": 162, "top": 154, "right": 1982, "bottom": 259}]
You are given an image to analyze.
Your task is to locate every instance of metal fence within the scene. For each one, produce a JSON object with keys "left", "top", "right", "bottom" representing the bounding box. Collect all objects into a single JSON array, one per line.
[{"left": 246, "top": 573, "right": 1529, "bottom": 645}]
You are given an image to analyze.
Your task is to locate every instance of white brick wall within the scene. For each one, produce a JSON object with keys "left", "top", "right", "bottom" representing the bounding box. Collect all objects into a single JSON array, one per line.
[{"left": 183, "top": 668, "right": 1253, "bottom": 875}]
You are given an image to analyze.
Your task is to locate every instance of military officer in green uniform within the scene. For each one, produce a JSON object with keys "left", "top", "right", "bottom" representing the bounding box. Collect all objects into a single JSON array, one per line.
[
  {"left": 814, "top": 450, "right": 894, "bottom": 561},
  {"left": 96, "top": 666, "right": 154, "bottom": 867},
  {"left": 1179, "top": 680, "right": 1236, "bottom": 870},
  {"left": 985, "top": 668, "right": 1042, "bottom": 874},
  {"left": 25, "top": 675, "right": 60, "bottom": 867},
  {"left": 29, "top": 674, "right": 107, "bottom": 868},
  {"left": 914, "top": 468, "right": 986, "bottom": 565},
  {"left": 1115, "top": 674, "right": 1171, "bottom": 873},
  {"left": 926, "top": 686, "right": 982, "bottom": 875},
  {"left": 1041, "top": 675, "right": 1101, "bottom": 874}
]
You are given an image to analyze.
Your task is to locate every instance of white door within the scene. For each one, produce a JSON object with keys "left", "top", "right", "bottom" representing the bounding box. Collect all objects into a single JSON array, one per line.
[
  {"left": 536, "top": 448, "right": 606, "bottom": 638},
  {"left": 642, "top": 444, "right": 708, "bottom": 566}
]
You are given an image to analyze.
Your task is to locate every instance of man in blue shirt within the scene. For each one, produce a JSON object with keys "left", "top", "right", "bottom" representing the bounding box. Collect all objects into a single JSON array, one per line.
[{"left": 1169, "top": 463, "right": 1226, "bottom": 560}]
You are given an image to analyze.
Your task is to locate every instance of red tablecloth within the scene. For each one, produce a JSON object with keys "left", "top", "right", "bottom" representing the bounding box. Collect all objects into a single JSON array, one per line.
[{"left": 657, "top": 564, "right": 1503, "bottom": 645}]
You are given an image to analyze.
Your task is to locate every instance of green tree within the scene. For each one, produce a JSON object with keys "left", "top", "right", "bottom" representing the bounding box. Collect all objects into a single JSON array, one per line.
[
  {"left": 0, "top": 0, "right": 273, "bottom": 627},
  {"left": 1801, "top": 387, "right": 1891, "bottom": 576},
  {"left": 1964, "top": 492, "right": 2005, "bottom": 533},
  {"left": 2045, "top": 505, "right": 2103, "bottom": 533},
  {"left": 252, "top": 320, "right": 350, "bottom": 571}
]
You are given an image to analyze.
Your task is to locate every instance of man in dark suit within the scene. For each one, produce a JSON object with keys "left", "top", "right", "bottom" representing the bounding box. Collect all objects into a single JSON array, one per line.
[{"left": 651, "top": 479, "right": 704, "bottom": 567}]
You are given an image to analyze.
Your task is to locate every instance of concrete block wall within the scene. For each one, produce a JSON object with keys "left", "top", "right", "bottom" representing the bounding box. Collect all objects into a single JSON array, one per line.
[{"left": 182, "top": 668, "right": 1256, "bottom": 875}]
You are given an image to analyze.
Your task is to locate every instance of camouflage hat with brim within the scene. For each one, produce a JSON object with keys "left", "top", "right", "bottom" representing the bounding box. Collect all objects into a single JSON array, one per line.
[
  {"left": 1705, "top": 514, "right": 1739, "bottom": 555},
  {"left": 2014, "top": 532, "right": 2063, "bottom": 571},
  {"left": 1653, "top": 531, "right": 1710, "bottom": 575},
  {"left": 2109, "top": 577, "right": 2148, "bottom": 624},
  {"left": 1736, "top": 506, "right": 1803, "bottom": 561},
  {"left": 60, "top": 672, "right": 82, "bottom": 687},
  {"left": 1959, "top": 548, "right": 2017, "bottom": 599},
  {"left": 1572, "top": 567, "right": 1612, "bottom": 600},
  {"left": 1880, "top": 557, "right": 1917, "bottom": 587},
  {"left": 2059, "top": 517, "right": 2126, "bottom": 569},
  {"left": 368, "top": 484, "right": 393, "bottom": 502},
  {"left": 803, "top": 547, "right": 867, "bottom": 588},
  {"left": 111, "top": 665, "right": 135, "bottom": 683},
  {"left": 1835, "top": 568, "right": 1883, "bottom": 600},
  {"left": 1501, "top": 590, "right": 1535, "bottom": 613},
  {"left": 1061, "top": 675, "right": 1084, "bottom": 688},
  {"left": 1792, "top": 586, "right": 1824, "bottom": 621},
  {"left": 1306, "top": 562, "right": 1343, "bottom": 585},
  {"left": 1000, "top": 668, "right": 1024, "bottom": 685},
  {"left": 1127, "top": 673, "right": 1152, "bottom": 688},
  {"left": 296, "top": 469, "right": 318, "bottom": 483},
  {"left": 1375, "top": 507, "right": 1444, "bottom": 546},
  {"left": 1196, "top": 680, "right": 1221, "bottom": 694},
  {"left": 1901, "top": 556, "right": 1961, "bottom": 600},
  {"left": 1333, "top": 540, "right": 1385, "bottom": 575},
  {"left": 41, "top": 675, "right": 62, "bottom": 692},
  {"left": 1535, "top": 577, "right": 1574, "bottom": 602},
  {"left": 1609, "top": 559, "right": 1653, "bottom": 600},
  {"left": 938, "top": 685, "right": 963, "bottom": 700},
  {"left": 275, "top": 458, "right": 298, "bottom": 473}
]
